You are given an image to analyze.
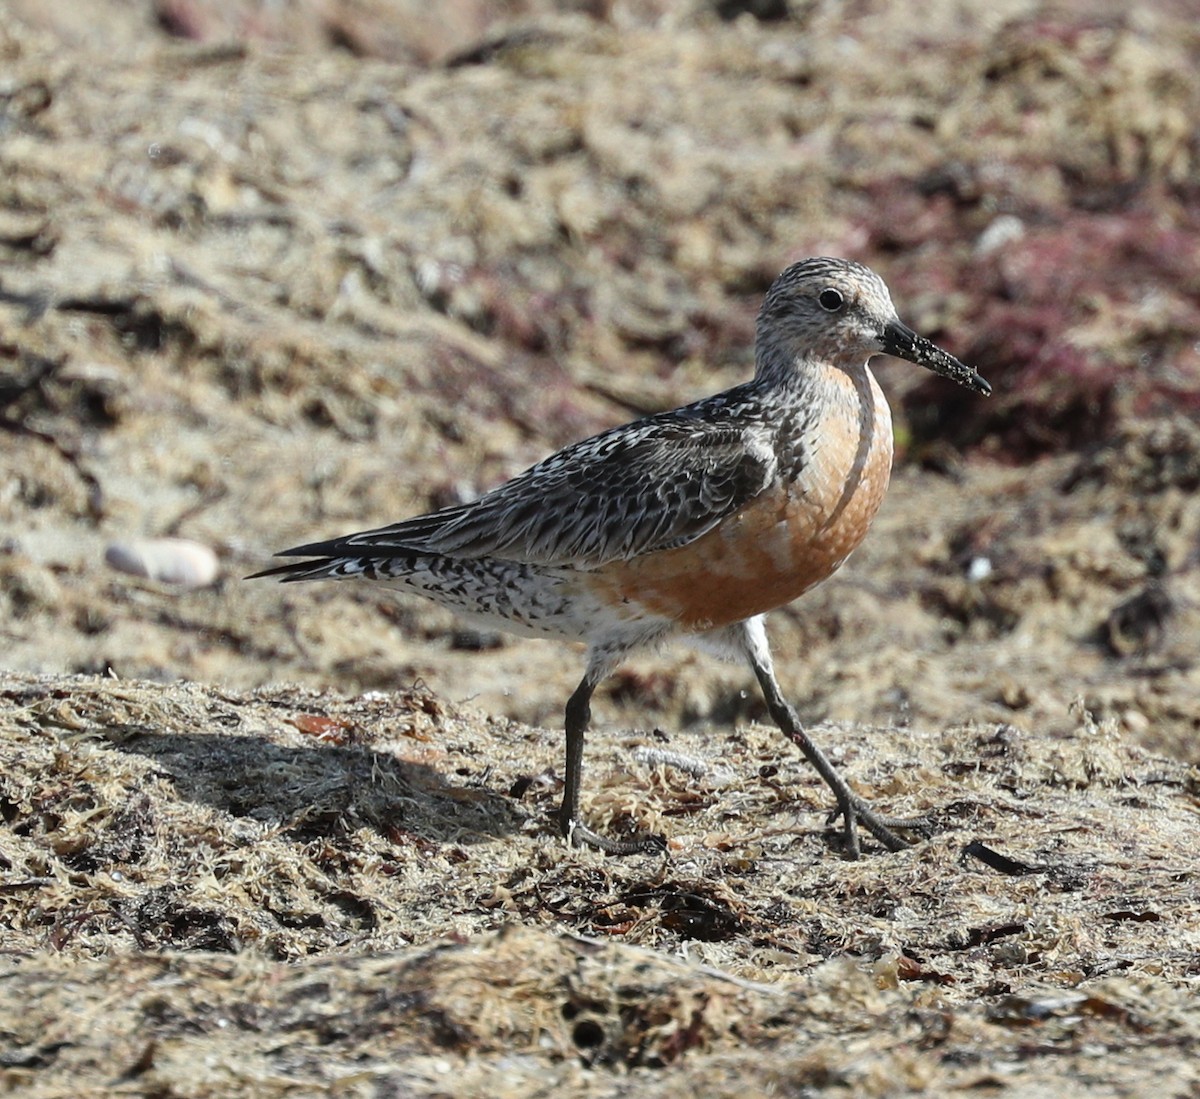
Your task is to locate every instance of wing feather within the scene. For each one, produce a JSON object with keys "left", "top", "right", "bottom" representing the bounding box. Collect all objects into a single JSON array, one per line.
[{"left": 276, "top": 401, "right": 779, "bottom": 570}]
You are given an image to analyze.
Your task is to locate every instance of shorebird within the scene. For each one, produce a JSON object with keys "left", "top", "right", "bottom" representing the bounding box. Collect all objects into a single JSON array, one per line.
[{"left": 251, "top": 258, "right": 990, "bottom": 858}]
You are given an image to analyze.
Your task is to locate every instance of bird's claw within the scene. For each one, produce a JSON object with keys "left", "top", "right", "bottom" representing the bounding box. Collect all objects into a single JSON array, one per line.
[
  {"left": 824, "top": 797, "right": 932, "bottom": 858},
  {"left": 563, "top": 815, "right": 667, "bottom": 856}
]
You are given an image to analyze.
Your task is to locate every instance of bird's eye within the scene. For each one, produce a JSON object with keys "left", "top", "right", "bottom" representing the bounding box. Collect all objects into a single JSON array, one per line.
[{"left": 818, "top": 288, "right": 844, "bottom": 312}]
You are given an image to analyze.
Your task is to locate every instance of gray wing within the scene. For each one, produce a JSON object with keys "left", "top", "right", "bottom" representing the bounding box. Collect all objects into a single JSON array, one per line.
[{"left": 276, "top": 411, "right": 778, "bottom": 569}]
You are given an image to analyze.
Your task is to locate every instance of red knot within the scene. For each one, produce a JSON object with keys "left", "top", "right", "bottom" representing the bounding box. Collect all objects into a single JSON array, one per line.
[{"left": 251, "top": 257, "right": 990, "bottom": 858}]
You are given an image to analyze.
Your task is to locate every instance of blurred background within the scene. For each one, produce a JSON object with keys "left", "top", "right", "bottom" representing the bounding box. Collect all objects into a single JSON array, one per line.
[{"left": 2, "top": 0, "right": 1198, "bottom": 759}]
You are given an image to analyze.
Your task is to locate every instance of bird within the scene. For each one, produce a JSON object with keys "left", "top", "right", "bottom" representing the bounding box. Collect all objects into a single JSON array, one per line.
[{"left": 250, "top": 258, "right": 991, "bottom": 859}]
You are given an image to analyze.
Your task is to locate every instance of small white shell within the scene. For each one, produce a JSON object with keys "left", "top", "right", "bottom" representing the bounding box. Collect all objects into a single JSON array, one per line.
[
  {"left": 966, "top": 556, "right": 993, "bottom": 583},
  {"left": 975, "top": 214, "right": 1025, "bottom": 256},
  {"left": 105, "top": 538, "right": 219, "bottom": 588}
]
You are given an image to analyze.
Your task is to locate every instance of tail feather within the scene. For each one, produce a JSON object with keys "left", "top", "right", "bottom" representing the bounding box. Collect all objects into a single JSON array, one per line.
[
  {"left": 272, "top": 533, "right": 434, "bottom": 559},
  {"left": 272, "top": 536, "right": 364, "bottom": 559},
  {"left": 245, "top": 558, "right": 344, "bottom": 582},
  {"left": 247, "top": 543, "right": 424, "bottom": 583}
]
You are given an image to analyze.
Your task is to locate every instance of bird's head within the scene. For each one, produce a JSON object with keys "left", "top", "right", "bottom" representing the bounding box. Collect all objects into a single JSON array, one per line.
[{"left": 756, "top": 257, "right": 991, "bottom": 396}]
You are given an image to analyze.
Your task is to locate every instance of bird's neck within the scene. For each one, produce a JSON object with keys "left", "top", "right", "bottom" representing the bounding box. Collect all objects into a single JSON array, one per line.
[{"left": 752, "top": 347, "right": 875, "bottom": 405}]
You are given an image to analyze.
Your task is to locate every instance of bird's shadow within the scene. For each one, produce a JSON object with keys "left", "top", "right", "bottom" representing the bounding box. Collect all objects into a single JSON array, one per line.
[{"left": 107, "top": 727, "right": 525, "bottom": 846}]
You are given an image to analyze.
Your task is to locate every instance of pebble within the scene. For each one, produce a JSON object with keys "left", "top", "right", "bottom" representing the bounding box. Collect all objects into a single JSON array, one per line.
[
  {"left": 975, "top": 214, "right": 1026, "bottom": 255},
  {"left": 966, "top": 555, "right": 994, "bottom": 582},
  {"left": 104, "top": 537, "right": 219, "bottom": 588}
]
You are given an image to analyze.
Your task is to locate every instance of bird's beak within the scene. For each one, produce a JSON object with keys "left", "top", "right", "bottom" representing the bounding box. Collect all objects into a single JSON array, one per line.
[{"left": 881, "top": 320, "right": 991, "bottom": 396}]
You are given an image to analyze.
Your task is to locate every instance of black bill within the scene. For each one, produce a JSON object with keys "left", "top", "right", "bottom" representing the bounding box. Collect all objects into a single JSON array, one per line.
[{"left": 882, "top": 320, "right": 991, "bottom": 396}]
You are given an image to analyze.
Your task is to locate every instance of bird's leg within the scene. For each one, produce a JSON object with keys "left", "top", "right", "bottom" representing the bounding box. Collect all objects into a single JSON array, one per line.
[
  {"left": 559, "top": 670, "right": 666, "bottom": 856},
  {"left": 736, "top": 618, "right": 930, "bottom": 858}
]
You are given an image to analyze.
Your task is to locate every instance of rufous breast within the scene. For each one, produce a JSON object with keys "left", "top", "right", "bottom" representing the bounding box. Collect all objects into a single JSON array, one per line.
[{"left": 584, "top": 367, "right": 894, "bottom": 631}]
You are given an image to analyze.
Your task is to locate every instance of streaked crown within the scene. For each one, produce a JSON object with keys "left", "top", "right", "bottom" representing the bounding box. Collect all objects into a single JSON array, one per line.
[{"left": 755, "top": 257, "right": 898, "bottom": 378}]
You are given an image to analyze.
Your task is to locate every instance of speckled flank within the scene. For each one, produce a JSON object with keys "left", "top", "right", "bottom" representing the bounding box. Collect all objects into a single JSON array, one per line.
[
  {"left": 367, "top": 556, "right": 666, "bottom": 644},
  {"left": 251, "top": 257, "right": 989, "bottom": 855}
]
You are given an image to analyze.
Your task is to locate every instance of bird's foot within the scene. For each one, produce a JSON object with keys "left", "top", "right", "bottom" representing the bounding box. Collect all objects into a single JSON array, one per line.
[
  {"left": 825, "top": 795, "right": 932, "bottom": 859},
  {"left": 561, "top": 814, "right": 667, "bottom": 856}
]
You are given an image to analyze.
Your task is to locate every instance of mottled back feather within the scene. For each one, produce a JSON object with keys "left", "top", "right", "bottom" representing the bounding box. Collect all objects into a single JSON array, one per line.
[{"left": 276, "top": 386, "right": 780, "bottom": 570}]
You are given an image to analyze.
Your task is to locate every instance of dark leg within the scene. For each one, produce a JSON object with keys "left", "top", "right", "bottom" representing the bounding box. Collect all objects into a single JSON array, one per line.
[
  {"left": 737, "top": 618, "right": 929, "bottom": 858},
  {"left": 558, "top": 669, "right": 665, "bottom": 856}
]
